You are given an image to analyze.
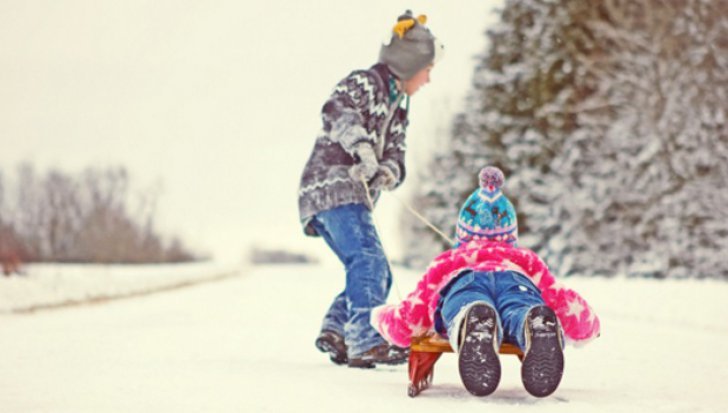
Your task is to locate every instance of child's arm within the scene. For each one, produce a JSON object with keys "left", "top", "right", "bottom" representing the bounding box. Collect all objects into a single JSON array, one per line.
[
  {"left": 371, "top": 276, "right": 433, "bottom": 348},
  {"left": 542, "top": 281, "right": 601, "bottom": 344},
  {"left": 372, "top": 110, "right": 408, "bottom": 190},
  {"left": 321, "top": 70, "right": 383, "bottom": 180},
  {"left": 512, "top": 249, "right": 601, "bottom": 344}
]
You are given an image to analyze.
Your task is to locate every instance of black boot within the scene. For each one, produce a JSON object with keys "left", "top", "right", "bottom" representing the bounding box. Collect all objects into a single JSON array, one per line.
[
  {"left": 457, "top": 304, "right": 501, "bottom": 396},
  {"left": 521, "top": 305, "right": 564, "bottom": 397},
  {"left": 347, "top": 343, "right": 409, "bottom": 369},
  {"left": 315, "top": 330, "right": 348, "bottom": 365}
]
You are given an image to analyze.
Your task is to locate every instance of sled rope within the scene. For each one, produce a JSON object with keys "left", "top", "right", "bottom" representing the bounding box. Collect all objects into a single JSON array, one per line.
[
  {"left": 360, "top": 177, "right": 403, "bottom": 300},
  {"left": 387, "top": 192, "right": 456, "bottom": 247}
]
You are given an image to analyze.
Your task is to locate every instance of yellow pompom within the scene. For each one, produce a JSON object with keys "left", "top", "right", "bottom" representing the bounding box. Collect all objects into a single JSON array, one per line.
[
  {"left": 392, "top": 19, "right": 415, "bottom": 39},
  {"left": 417, "top": 15, "right": 427, "bottom": 25}
]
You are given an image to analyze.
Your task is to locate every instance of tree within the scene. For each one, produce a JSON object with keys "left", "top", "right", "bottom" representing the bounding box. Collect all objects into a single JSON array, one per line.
[
  {"left": 550, "top": 0, "right": 728, "bottom": 278},
  {"left": 1, "top": 164, "right": 199, "bottom": 264},
  {"left": 401, "top": 0, "right": 597, "bottom": 267},
  {"left": 402, "top": 0, "right": 728, "bottom": 279}
]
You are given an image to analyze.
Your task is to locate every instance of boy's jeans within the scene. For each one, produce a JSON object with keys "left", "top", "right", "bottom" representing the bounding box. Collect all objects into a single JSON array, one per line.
[
  {"left": 435, "top": 270, "right": 546, "bottom": 352},
  {"left": 310, "top": 203, "right": 391, "bottom": 357}
]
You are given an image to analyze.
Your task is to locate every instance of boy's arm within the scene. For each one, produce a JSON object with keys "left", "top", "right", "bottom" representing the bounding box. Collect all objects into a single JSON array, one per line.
[
  {"left": 321, "top": 71, "right": 383, "bottom": 180},
  {"left": 372, "top": 110, "right": 408, "bottom": 190}
]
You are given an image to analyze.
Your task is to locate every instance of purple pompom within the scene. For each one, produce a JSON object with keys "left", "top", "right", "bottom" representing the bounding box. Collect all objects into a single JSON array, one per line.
[{"left": 479, "top": 166, "right": 505, "bottom": 190}]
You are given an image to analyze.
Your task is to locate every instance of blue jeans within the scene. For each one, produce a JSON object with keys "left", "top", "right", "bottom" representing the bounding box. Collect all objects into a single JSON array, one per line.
[
  {"left": 435, "top": 270, "right": 545, "bottom": 351},
  {"left": 310, "top": 203, "right": 392, "bottom": 357}
]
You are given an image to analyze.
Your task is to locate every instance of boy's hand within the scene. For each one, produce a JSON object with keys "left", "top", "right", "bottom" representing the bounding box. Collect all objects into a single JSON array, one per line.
[
  {"left": 349, "top": 162, "right": 378, "bottom": 182},
  {"left": 370, "top": 166, "right": 397, "bottom": 191},
  {"left": 349, "top": 144, "right": 379, "bottom": 182}
]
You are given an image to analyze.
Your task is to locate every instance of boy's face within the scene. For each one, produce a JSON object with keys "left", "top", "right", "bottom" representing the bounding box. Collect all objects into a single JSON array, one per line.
[{"left": 403, "top": 65, "right": 433, "bottom": 96}]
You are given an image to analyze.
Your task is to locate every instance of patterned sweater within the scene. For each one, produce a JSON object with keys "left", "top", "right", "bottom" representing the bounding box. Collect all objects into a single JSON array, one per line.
[
  {"left": 371, "top": 240, "right": 601, "bottom": 348},
  {"left": 298, "top": 63, "right": 409, "bottom": 236}
]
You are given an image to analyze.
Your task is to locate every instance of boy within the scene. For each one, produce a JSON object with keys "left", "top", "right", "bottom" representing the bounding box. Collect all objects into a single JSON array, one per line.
[{"left": 298, "top": 11, "right": 444, "bottom": 368}]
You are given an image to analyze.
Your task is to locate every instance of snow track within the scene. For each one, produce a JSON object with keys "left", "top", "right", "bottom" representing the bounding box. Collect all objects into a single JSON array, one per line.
[{"left": 1, "top": 264, "right": 726, "bottom": 412}]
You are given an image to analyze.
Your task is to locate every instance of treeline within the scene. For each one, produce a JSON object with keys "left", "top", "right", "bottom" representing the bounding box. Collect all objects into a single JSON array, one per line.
[{"left": 0, "top": 164, "right": 198, "bottom": 267}]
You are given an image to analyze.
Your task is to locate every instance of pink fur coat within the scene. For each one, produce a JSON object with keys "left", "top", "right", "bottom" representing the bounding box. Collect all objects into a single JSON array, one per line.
[{"left": 371, "top": 240, "right": 601, "bottom": 348}]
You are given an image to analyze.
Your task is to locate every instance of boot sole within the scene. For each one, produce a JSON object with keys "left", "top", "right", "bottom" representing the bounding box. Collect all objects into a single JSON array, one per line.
[
  {"left": 458, "top": 304, "right": 501, "bottom": 396},
  {"left": 521, "top": 306, "right": 564, "bottom": 397},
  {"left": 347, "top": 359, "right": 376, "bottom": 369}
]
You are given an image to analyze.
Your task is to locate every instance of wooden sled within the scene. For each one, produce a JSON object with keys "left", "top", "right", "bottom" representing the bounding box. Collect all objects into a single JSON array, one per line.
[{"left": 408, "top": 334, "right": 523, "bottom": 397}]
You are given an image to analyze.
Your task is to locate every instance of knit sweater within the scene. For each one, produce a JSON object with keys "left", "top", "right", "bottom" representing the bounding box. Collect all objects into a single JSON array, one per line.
[
  {"left": 298, "top": 64, "right": 409, "bottom": 236},
  {"left": 371, "top": 240, "right": 601, "bottom": 348}
]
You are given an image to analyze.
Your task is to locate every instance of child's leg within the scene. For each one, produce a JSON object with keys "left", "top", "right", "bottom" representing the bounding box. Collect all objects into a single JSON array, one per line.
[
  {"left": 521, "top": 305, "right": 564, "bottom": 397},
  {"left": 318, "top": 292, "right": 348, "bottom": 344},
  {"left": 311, "top": 204, "right": 392, "bottom": 359},
  {"left": 494, "top": 271, "right": 547, "bottom": 351},
  {"left": 438, "top": 270, "right": 500, "bottom": 350},
  {"left": 310, "top": 218, "right": 350, "bottom": 364},
  {"left": 438, "top": 271, "right": 502, "bottom": 396},
  {"left": 309, "top": 218, "right": 348, "bottom": 338},
  {"left": 494, "top": 271, "right": 564, "bottom": 397},
  {"left": 319, "top": 292, "right": 347, "bottom": 335}
]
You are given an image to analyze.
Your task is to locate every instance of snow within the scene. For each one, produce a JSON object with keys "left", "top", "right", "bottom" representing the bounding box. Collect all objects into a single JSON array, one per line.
[
  {"left": 0, "top": 260, "right": 242, "bottom": 314},
  {"left": 1, "top": 263, "right": 727, "bottom": 412}
]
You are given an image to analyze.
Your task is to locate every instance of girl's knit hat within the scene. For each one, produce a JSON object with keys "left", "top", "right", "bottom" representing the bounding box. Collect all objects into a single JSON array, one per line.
[
  {"left": 456, "top": 166, "right": 518, "bottom": 246},
  {"left": 379, "top": 10, "right": 444, "bottom": 80}
]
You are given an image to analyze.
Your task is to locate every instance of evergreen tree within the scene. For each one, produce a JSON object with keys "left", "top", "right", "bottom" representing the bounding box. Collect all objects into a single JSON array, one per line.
[
  {"left": 402, "top": 0, "right": 728, "bottom": 279},
  {"left": 401, "top": 0, "right": 598, "bottom": 267},
  {"left": 552, "top": 0, "right": 728, "bottom": 278}
]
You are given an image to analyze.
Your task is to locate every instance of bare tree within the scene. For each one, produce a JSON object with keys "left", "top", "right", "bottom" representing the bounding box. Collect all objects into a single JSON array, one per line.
[{"left": 2, "top": 164, "right": 198, "bottom": 264}]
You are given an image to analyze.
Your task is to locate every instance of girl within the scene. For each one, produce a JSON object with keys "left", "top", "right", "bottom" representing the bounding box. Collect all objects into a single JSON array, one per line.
[{"left": 371, "top": 166, "right": 601, "bottom": 396}]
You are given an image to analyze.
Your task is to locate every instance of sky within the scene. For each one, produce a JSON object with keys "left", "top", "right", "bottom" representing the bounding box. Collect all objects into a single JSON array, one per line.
[{"left": 0, "top": 1, "right": 499, "bottom": 262}]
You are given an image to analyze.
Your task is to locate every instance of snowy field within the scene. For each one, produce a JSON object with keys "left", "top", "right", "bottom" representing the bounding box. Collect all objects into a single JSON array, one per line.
[
  {"left": 1, "top": 263, "right": 727, "bottom": 412},
  {"left": 0, "top": 261, "right": 243, "bottom": 314}
]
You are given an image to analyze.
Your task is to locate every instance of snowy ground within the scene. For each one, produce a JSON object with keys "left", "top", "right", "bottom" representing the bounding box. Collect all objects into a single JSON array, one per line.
[
  {"left": 1, "top": 263, "right": 727, "bottom": 412},
  {"left": 0, "top": 261, "right": 243, "bottom": 314}
]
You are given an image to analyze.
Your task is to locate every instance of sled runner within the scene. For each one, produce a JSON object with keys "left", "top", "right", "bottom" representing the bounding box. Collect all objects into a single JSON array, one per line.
[{"left": 408, "top": 334, "right": 523, "bottom": 397}]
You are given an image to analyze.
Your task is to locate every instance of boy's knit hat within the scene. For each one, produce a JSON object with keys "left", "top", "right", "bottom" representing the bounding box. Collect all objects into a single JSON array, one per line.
[
  {"left": 379, "top": 10, "right": 444, "bottom": 80},
  {"left": 456, "top": 166, "right": 518, "bottom": 246}
]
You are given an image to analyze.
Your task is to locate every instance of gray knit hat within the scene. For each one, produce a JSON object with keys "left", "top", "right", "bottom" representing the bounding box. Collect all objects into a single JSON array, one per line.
[{"left": 379, "top": 10, "right": 443, "bottom": 80}]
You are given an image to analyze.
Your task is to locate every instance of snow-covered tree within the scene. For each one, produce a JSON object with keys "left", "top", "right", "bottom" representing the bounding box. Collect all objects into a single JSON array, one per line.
[
  {"left": 550, "top": 0, "right": 728, "bottom": 278},
  {"left": 402, "top": 0, "right": 728, "bottom": 279},
  {"left": 401, "top": 0, "right": 597, "bottom": 268}
]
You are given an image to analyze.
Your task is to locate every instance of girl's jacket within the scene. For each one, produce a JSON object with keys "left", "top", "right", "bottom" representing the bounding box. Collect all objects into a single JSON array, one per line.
[{"left": 371, "top": 240, "right": 601, "bottom": 348}]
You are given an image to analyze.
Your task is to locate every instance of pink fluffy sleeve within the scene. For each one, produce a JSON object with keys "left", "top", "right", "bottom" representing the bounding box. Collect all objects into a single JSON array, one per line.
[{"left": 371, "top": 275, "right": 435, "bottom": 348}]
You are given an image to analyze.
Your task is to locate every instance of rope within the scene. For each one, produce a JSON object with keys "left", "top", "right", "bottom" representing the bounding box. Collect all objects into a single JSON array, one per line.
[
  {"left": 361, "top": 177, "right": 460, "bottom": 300},
  {"left": 387, "top": 192, "right": 456, "bottom": 247}
]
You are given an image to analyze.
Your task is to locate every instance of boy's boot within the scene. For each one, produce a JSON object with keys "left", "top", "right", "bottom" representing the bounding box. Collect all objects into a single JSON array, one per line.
[
  {"left": 457, "top": 303, "right": 501, "bottom": 396},
  {"left": 521, "top": 305, "right": 564, "bottom": 397},
  {"left": 347, "top": 344, "right": 409, "bottom": 369},
  {"left": 315, "top": 330, "right": 348, "bottom": 365}
]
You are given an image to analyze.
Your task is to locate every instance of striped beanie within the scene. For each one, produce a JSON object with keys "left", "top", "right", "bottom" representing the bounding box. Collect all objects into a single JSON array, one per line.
[{"left": 456, "top": 166, "right": 518, "bottom": 246}]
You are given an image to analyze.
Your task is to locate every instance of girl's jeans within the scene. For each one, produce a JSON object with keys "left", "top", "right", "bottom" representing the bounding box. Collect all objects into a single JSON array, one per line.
[
  {"left": 310, "top": 203, "right": 391, "bottom": 357},
  {"left": 435, "top": 270, "right": 546, "bottom": 352}
]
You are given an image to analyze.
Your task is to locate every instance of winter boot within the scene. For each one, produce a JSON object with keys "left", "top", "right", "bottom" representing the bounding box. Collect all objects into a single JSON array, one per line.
[
  {"left": 315, "top": 330, "right": 348, "bottom": 365},
  {"left": 457, "top": 304, "right": 501, "bottom": 396},
  {"left": 521, "top": 305, "right": 564, "bottom": 397},
  {"left": 347, "top": 343, "right": 409, "bottom": 369}
]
